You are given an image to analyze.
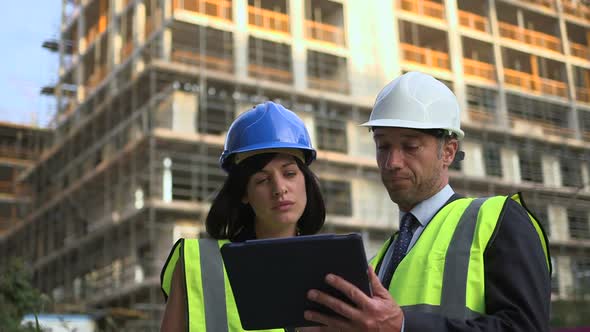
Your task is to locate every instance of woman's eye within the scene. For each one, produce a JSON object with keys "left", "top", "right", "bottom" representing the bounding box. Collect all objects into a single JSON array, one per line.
[{"left": 255, "top": 177, "right": 268, "bottom": 184}]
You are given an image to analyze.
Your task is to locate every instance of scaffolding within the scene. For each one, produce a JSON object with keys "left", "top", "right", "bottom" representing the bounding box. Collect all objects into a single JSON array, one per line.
[{"left": 1, "top": 0, "right": 589, "bottom": 330}]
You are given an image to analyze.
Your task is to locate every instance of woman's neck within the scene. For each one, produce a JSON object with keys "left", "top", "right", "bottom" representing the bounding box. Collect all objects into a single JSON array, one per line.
[{"left": 255, "top": 225, "right": 297, "bottom": 239}]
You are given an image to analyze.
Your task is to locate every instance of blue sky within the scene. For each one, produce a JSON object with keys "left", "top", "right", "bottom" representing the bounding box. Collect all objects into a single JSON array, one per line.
[{"left": 0, "top": 1, "right": 61, "bottom": 127}]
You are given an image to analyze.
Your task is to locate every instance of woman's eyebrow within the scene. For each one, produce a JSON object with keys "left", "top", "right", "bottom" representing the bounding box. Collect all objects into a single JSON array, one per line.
[{"left": 281, "top": 161, "right": 296, "bottom": 168}]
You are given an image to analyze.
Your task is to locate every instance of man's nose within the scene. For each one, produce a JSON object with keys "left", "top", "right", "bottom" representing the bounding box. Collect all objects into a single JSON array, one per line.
[{"left": 384, "top": 149, "right": 404, "bottom": 170}]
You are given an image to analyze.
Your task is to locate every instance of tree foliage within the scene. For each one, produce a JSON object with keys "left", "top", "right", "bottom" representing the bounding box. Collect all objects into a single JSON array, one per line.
[{"left": 0, "top": 257, "right": 45, "bottom": 331}]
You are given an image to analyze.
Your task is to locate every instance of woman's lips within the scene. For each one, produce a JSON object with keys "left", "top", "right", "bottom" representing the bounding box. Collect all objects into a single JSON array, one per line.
[{"left": 273, "top": 201, "right": 294, "bottom": 211}]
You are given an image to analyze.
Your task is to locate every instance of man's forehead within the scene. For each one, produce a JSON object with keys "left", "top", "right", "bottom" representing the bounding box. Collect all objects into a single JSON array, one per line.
[{"left": 372, "top": 127, "right": 426, "bottom": 139}]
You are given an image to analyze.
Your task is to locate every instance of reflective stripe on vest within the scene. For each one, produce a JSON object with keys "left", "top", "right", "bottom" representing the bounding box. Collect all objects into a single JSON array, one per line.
[
  {"left": 160, "top": 238, "right": 283, "bottom": 332},
  {"left": 198, "top": 238, "right": 229, "bottom": 332},
  {"left": 370, "top": 194, "right": 550, "bottom": 320}
]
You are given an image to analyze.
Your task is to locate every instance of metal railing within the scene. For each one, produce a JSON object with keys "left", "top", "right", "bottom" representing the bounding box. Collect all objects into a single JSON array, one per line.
[
  {"left": 173, "top": 0, "right": 232, "bottom": 21},
  {"left": 458, "top": 10, "right": 488, "bottom": 33},
  {"left": 304, "top": 20, "right": 345, "bottom": 46},
  {"left": 504, "top": 68, "right": 568, "bottom": 98},
  {"left": 248, "top": 63, "right": 293, "bottom": 84},
  {"left": 400, "top": 43, "right": 450, "bottom": 70},
  {"left": 248, "top": 6, "right": 290, "bottom": 34},
  {"left": 498, "top": 21, "right": 561, "bottom": 53},
  {"left": 463, "top": 58, "right": 496, "bottom": 82},
  {"left": 563, "top": 0, "right": 590, "bottom": 22},
  {"left": 398, "top": 0, "right": 445, "bottom": 20},
  {"left": 571, "top": 42, "right": 590, "bottom": 60}
]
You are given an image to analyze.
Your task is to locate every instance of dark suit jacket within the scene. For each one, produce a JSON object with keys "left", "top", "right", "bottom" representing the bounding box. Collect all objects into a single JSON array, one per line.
[{"left": 403, "top": 197, "right": 551, "bottom": 331}]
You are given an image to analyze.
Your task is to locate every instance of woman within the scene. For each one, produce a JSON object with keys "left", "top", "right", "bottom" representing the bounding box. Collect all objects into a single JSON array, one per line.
[{"left": 160, "top": 101, "right": 326, "bottom": 331}]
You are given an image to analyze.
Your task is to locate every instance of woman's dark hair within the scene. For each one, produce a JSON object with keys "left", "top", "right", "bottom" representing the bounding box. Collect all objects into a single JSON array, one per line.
[{"left": 206, "top": 153, "right": 325, "bottom": 241}]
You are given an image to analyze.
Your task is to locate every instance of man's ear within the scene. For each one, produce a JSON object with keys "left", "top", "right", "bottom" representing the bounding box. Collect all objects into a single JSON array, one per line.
[{"left": 442, "top": 139, "right": 459, "bottom": 166}]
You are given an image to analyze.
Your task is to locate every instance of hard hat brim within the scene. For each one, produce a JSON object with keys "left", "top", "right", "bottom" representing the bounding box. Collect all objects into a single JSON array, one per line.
[{"left": 360, "top": 119, "right": 465, "bottom": 140}]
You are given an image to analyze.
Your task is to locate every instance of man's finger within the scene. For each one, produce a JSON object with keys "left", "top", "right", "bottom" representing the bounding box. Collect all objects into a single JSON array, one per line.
[
  {"left": 307, "top": 288, "right": 359, "bottom": 319},
  {"left": 367, "top": 267, "right": 389, "bottom": 298},
  {"left": 303, "top": 310, "right": 349, "bottom": 330},
  {"left": 324, "top": 273, "right": 372, "bottom": 305}
]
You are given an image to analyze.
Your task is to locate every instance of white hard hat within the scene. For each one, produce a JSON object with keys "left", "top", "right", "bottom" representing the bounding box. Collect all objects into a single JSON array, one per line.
[{"left": 361, "top": 71, "right": 464, "bottom": 140}]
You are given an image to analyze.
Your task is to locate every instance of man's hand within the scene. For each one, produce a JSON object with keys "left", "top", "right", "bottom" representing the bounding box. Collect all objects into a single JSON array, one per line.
[{"left": 304, "top": 268, "right": 404, "bottom": 332}]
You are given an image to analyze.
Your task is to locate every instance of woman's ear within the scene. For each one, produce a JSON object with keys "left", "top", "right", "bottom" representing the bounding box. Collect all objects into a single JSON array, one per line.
[{"left": 241, "top": 195, "right": 249, "bottom": 205}]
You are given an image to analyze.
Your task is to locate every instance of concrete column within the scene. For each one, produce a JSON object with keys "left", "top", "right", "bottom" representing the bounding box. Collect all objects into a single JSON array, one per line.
[
  {"left": 77, "top": 4, "right": 87, "bottom": 101},
  {"left": 112, "top": 0, "right": 122, "bottom": 66},
  {"left": 347, "top": 121, "right": 374, "bottom": 159},
  {"left": 445, "top": 0, "right": 467, "bottom": 114},
  {"left": 351, "top": 178, "right": 396, "bottom": 230},
  {"left": 290, "top": 0, "right": 307, "bottom": 91},
  {"left": 557, "top": 256, "right": 574, "bottom": 297},
  {"left": 463, "top": 141, "right": 485, "bottom": 177},
  {"left": 542, "top": 154, "right": 561, "bottom": 187},
  {"left": 488, "top": 0, "right": 508, "bottom": 127},
  {"left": 233, "top": 0, "right": 248, "bottom": 80},
  {"left": 556, "top": 0, "right": 582, "bottom": 140},
  {"left": 550, "top": 205, "right": 569, "bottom": 241},
  {"left": 581, "top": 161, "right": 590, "bottom": 192},
  {"left": 134, "top": 3, "right": 146, "bottom": 74},
  {"left": 500, "top": 146, "right": 521, "bottom": 183}
]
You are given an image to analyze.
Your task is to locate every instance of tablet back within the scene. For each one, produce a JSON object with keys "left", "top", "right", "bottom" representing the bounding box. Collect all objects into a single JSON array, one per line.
[{"left": 220, "top": 233, "right": 371, "bottom": 330}]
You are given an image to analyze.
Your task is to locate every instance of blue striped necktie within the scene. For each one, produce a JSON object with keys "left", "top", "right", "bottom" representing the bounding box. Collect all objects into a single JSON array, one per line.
[{"left": 381, "top": 213, "right": 417, "bottom": 289}]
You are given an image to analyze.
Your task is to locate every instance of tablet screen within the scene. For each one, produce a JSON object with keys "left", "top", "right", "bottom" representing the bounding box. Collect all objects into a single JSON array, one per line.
[{"left": 221, "top": 233, "right": 371, "bottom": 330}]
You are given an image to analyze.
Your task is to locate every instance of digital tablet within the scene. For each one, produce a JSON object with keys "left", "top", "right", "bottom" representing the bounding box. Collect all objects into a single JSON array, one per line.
[{"left": 220, "top": 233, "right": 371, "bottom": 330}]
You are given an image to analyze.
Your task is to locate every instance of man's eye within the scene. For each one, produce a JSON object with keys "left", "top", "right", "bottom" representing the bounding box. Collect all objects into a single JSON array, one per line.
[{"left": 403, "top": 144, "right": 419, "bottom": 151}]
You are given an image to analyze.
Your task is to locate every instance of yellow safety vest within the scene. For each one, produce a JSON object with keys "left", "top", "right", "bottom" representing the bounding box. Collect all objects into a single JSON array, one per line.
[
  {"left": 161, "top": 238, "right": 284, "bottom": 332},
  {"left": 370, "top": 194, "right": 550, "bottom": 319}
]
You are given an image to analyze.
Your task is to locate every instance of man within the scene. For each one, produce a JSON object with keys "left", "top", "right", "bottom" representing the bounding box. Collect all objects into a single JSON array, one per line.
[{"left": 304, "top": 71, "right": 551, "bottom": 331}]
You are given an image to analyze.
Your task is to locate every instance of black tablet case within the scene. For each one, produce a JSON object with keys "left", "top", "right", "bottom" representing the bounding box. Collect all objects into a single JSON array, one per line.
[{"left": 220, "top": 233, "right": 371, "bottom": 330}]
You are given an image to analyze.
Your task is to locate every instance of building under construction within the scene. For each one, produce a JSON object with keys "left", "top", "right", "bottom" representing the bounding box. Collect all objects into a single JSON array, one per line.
[
  {"left": 1, "top": 0, "right": 590, "bottom": 329},
  {"left": 0, "top": 122, "right": 47, "bottom": 236}
]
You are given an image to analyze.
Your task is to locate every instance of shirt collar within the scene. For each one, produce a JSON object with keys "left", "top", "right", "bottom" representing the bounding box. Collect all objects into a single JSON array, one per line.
[{"left": 400, "top": 184, "right": 454, "bottom": 228}]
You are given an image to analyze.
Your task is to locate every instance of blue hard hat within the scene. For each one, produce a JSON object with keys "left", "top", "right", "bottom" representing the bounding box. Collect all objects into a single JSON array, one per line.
[{"left": 220, "top": 101, "right": 316, "bottom": 172}]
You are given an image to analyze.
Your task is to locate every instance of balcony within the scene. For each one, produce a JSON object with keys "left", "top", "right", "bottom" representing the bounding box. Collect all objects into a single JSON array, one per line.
[
  {"left": 121, "top": 40, "right": 133, "bottom": 61},
  {"left": 510, "top": 115, "right": 574, "bottom": 139},
  {"left": 468, "top": 106, "right": 495, "bottom": 123},
  {"left": 504, "top": 68, "right": 568, "bottom": 98},
  {"left": 85, "top": 24, "right": 106, "bottom": 49},
  {"left": 570, "top": 42, "right": 590, "bottom": 60},
  {"left": 171, "top": 48, "right": 233, "bottom": 72},
  {"left": 145, "top": 8, "right": 162, "bottom": 39},
  {"left": 248, "top": 6, "right": 289, "bottom": 34},
  {"left": 563, "top": 0, "right": 590, "bottom": 23},
  {"left": 577, "top": 86, "right": 590, "bottom": 104},
  {"left": 248, "top": 64, "right": 292, "bottom": 84},
  {"left": 307, "top": 76, "right": 349, "bottom": 94},
  {"left": 0, "top": 181, "right": 13, "bottom": 195},
  {"left": 173, "top": 0, "right": 232, "bottom": 22},
  {"left": 527, "top": 0, "right": 555, "bottom": 10},
  {"left": 304, "top": 20, "right": 345, "bottom": 46},
  {"left": 463, "top": 58, "right": 496, "bottom": 82},
  {"left": 400, "top": 43, "right": 450, "bottom": 71},
  {"left": 458, "top": 10, "right": 489, "bottom": 33},
  {"left": 85, "top": 65, "right": 108, "bottom": 93},
  {"left": 398, "top": 0, "right": 445, "bottom": 21},
  {"left": 0, "top": 146, "right": 38, "bottom": 161},
  {"left": 498, "top": 22, "right": 561, "bottom": 53}
]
